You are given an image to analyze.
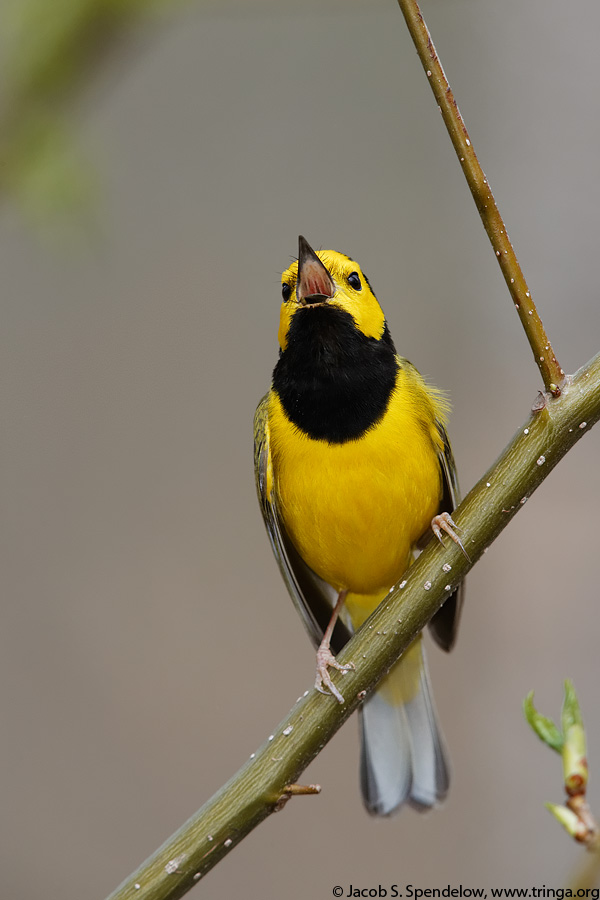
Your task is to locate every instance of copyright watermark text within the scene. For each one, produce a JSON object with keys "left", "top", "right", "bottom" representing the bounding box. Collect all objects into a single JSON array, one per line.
[{"left": 331, "top": 887, "right": 600, "bottom": 900}]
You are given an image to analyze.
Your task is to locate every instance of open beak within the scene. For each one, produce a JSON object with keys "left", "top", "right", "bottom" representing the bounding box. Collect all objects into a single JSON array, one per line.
[{"left": 296, "top": 235, "right": 335, "bottom": 305}]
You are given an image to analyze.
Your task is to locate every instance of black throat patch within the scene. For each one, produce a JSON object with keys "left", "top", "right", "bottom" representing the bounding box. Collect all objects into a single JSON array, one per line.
[{"left": 272, "top": 306, "right": 399, "bottom": 443}]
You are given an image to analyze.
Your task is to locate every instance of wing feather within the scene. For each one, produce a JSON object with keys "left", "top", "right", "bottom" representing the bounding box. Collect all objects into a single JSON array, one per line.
[
  {"left": 254, "top": 395, "right": 351, "bottom": 653},
  {"left": 427, "top": 421, "right": 465, "bottom": 652}
]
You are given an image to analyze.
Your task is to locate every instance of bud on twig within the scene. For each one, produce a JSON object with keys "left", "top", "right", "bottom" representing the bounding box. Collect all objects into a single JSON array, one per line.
[
  {"left": 524, "top": 681, "right": 598, "bottom": 850},
  {"left": 561, "top": 681, "right": 588, "bottom": 796}
]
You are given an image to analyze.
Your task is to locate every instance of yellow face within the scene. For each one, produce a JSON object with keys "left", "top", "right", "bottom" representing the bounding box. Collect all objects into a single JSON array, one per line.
[{"left": 278, "top": 249, "right": 386, "bottom": 351}]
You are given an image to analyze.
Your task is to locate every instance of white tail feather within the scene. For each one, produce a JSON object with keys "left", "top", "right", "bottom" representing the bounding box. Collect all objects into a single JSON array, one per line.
[{"left": 359, "top": 642, "right": 449, "bottom": 815}]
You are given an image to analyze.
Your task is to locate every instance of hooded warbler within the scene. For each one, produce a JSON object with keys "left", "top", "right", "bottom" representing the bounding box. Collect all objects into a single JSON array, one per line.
[{"left": 254, "top": 236, "right": 464, "bottom": 814}]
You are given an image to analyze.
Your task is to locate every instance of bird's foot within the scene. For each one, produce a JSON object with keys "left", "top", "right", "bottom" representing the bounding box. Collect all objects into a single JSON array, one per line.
[
  {"left": 431, "top": 511, "right": 470, "bottom": 561},
  {"left": 315, "top": 643, "right": 355, "bottom": 704}
]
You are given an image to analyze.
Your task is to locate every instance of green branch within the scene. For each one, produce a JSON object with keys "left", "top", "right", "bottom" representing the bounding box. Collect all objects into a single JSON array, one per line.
[
  {"left": 396, "top": 0, "right": 565, "bottom": 396},
  {"left": 105, "top": 353, "right": 600, "bottom": 900}
]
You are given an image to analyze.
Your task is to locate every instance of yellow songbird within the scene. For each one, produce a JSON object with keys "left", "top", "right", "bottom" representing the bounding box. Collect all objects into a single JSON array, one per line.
[{"left": 254, "top": 236, "right": 464, "bottom": 814}]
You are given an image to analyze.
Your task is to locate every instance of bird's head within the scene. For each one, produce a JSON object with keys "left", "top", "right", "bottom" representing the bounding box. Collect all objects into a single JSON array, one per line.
[{"left": 277, "top": 236, "right": 386, "bottom": 351}]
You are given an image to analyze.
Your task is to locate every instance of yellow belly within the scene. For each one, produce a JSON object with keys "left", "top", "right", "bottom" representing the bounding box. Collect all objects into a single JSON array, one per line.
[{"left": 268, "top": 368, "right": 444, "bottom": 601}]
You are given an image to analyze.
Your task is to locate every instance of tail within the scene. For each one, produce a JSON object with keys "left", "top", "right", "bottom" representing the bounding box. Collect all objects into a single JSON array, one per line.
[{"left": 359, "top": 636, "right": 449, "bottom": 815}]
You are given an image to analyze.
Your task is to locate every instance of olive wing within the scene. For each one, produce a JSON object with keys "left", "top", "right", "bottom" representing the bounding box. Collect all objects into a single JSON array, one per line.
[{"left": 254, "top": 394, "right": 351, "bottom": 653}]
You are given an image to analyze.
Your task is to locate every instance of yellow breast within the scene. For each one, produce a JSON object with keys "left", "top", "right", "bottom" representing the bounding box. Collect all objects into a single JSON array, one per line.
[{"left": 268, "top": 365, "right": 444, "bottom": 598}]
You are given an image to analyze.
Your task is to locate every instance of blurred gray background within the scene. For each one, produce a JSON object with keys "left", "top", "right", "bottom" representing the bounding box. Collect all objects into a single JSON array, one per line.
[{"left": 2, "top": 1, "right": 600, "bottom": 897}]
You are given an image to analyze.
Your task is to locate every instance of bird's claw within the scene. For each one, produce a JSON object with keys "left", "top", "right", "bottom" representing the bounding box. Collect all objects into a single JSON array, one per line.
[
  {"left": 431, "top": 511, "right": 470, "bottom": 561},
  {"left": 315, "top": 645, "right": 355, "bottom": 704}
]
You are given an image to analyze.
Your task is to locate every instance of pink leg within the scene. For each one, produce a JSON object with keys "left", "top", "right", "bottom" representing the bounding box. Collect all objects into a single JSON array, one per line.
[{"left": 315, "top": 589, "right": 355, "bottom": 704}]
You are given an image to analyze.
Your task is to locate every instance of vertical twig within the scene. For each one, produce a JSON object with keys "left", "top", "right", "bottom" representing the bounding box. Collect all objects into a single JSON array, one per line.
[{"left": 396, "top": 0, "right": 565, "bottom": 395}]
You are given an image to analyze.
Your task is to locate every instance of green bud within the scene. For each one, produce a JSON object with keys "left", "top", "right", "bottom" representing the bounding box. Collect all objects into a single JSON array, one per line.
[
  {"left": 523, "top": 691, "right": 564, "bottom": 753},
  {"left": 563, "top": 723, "right": 588, "bottom": 796},
  {"left": 559, "top": 682, "right": 588, "bottom": 796},
  {"left": 562, "top": 680, "right": 584, "bottom": 732}
]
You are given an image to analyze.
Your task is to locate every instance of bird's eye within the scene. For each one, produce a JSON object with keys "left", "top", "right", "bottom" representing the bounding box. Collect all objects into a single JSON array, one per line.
[
  {"left": 282, "top": 282, "right": 291, "bottom": 302},
  {"left": 347, "top": 272, "right": 362, "bottom": 290}
]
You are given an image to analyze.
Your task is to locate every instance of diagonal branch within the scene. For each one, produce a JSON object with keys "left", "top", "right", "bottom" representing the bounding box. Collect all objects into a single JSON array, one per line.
[
  {"left": 105, "top": 353, "right": 600, "bottom": 900},
  {"left": 396, "top": 0, "right": 565, "bottom": 396}
]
